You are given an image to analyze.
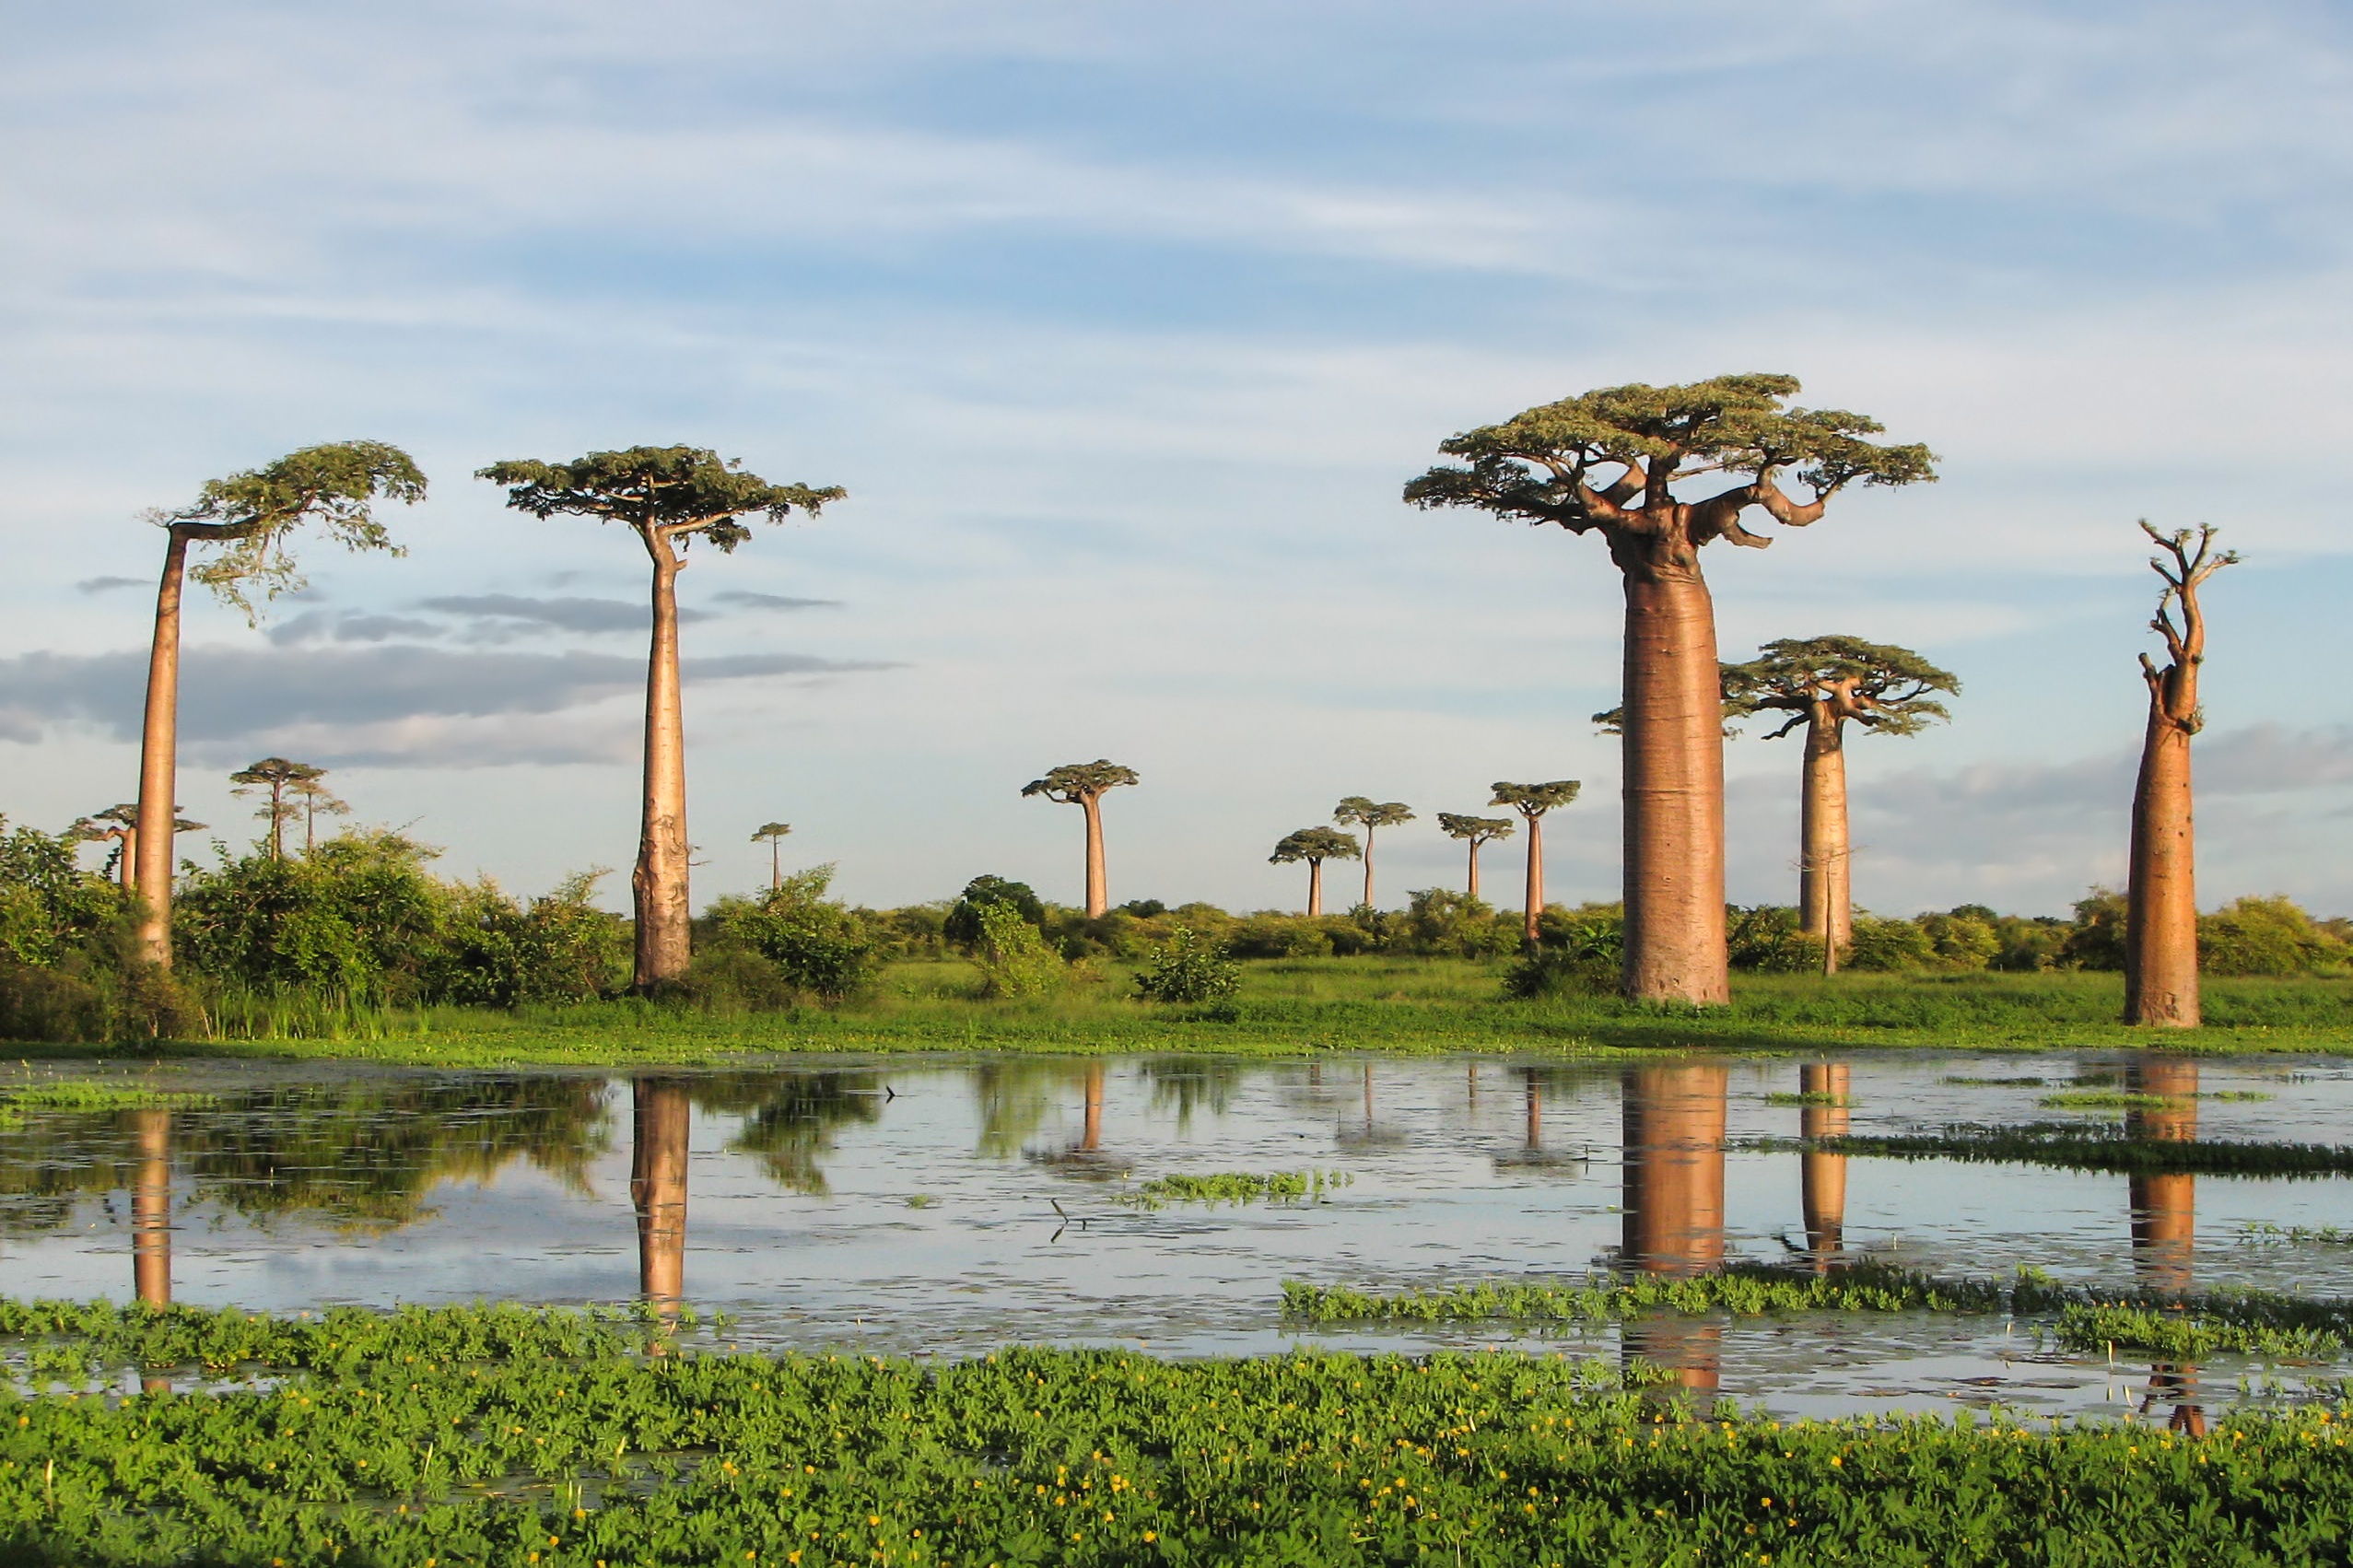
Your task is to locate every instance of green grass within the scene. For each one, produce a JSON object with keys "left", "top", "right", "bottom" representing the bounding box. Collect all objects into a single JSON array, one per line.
[
  {"left": 18, "top": 963, "right": 2353, "bottom": 1066},
  {"left": 1756, "top": 1122, "right": 2353, "bottom": 1177},
  {"left": 2035, "top": 1091, "right": 2179, "bottom": 1110},
  {"left": 1118, "top": 1170, "right": 1352, "bottom": 1210},
  {"left": 1282, "top": 1261, "right": 2007, "bottom": 1324},
  {"left": 7, "top": 1297, "right": 2353, "bottom": 1566}
]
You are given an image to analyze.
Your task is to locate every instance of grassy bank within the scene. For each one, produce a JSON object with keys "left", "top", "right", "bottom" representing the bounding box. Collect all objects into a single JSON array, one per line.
[
  {"left": 6, "top": 1297, "right": 2352, "bottom": 1567},
  {"left": 20, "top": 963, "right": 2353, "bottom": 1067}
]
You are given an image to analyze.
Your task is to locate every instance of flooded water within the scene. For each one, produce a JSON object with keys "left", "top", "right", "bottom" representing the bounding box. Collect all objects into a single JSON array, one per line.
[{"left": 6, "top": 1051, "right": 2352, "bottom": 1424}]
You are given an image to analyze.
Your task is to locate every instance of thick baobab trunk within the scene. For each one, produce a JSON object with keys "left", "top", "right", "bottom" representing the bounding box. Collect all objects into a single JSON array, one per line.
[
  {"left": 1621, "top": 1064, "right": 1727, "bottom": 1395},
  {"left": 1620, "top": 573, "right": 1729, "bottom": 1003},
  {"left": 634, "top": 538, "right": 693, "bottom": 991},
  {"left": 118, "top": 827, "right": 138, "bottom": 894},
  {"left": 131, "top": 1107, "right": 172, "bottom": 1308},
  {"left": 1520, "top": 813, "right": 1543, "bottom": 947},
  {"left": 134, "top": 532, "right": 191, "bottom": 966},
  {"left": 1081, "top": 794, "right": 1107, "bottom": 918},
  {"left": 1798, "top": 1062, "right": 1848, "bottom": 1263},
  {"left": 2126, "top": 1059, "right": 2197, "bottom": 1293},
  {"left": 631, "top": 1079, "right": 690, "bottom": 1312},
  {"left": 1798, "top": 715, "right": 1854, "bottom": 969},
  {"left": 1465, "top": 839, "right": 1481, "bottom": 901},
  {"left": 1305, "top": 860, "right": 1324, "bottom": 917},
  {"left": 2125, "top": 712, "right": 2199, "bottom": 1026}
]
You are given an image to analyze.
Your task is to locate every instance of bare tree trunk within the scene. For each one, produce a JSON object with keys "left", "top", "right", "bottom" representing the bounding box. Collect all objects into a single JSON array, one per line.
[
  {"left": 1798, "top": 713, "right": 1854, "bottom": 971},
  {"left": 267, "top": 779, "right": 287, "bottom": 860},
  {"left": 1465, "top": 840, "right": 1481, "bottom": 900},
  {"left": 2125, "top": 710, "right": 2199, "bottom": 1026},
  {"left": 631, "top": 1079, "right": 690, "bottom": 1316},
  {"left": 1798, "top": 1062, "right": 1848, "bottom": 1265},
  {"left": 770, "top": 839, "right": 780, "bottom": 892},
  {"left": 1521, "top": 813, "right": 1543, "bottom": 947},
  {"left": 1361, "top": 825, "right": 1376, "bottom": 911},
  {"left": 634, "top": 536, "right": 692, "bottom": 991},
  {"left": 1523, "top": 1074, "right": 1540, "bottom": 1152},
  {"left": 119, "top": 827, "right": 138, "bottom": 894},
  {"left": 1081, "top": 794, "right": 1107, "bottom": 918},
  {"left": 131, "top": 1107, "right": 172, "bottom": 1308},
  {"left": 1620, "top": 574, "right": 1729, "bottom": 1003},
  {"left": 134, "top": 532, "right": 192, "bottom": 966},
  {"left": 1082, "top": 1062, "right": 1104, "bottom": 1153},
  {"left": 1621, "top": 1064, "right": 1727, "bottom": 1396},
  {"left": 1306, "top": 860, "right": 1324, "bottom": 918}
]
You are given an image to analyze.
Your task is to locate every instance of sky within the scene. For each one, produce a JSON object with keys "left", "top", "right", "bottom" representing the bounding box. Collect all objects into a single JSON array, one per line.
[{"left": 2, "top": 0, "right": 2350, "bottom": 918}]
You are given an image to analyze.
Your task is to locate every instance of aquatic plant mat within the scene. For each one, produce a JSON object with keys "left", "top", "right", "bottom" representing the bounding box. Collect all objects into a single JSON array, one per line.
[
  {"left": 6, "top": 1301, "right": 2353, "bottom": 1566},
  {"left": 1748, "top": 1123, "right": 2353, "bottom": 1176}
]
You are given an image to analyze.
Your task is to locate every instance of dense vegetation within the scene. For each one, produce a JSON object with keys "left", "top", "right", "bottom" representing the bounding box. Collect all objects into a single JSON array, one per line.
[{"left": 7, "top": 1296, "right": 2353, "bottom": 1566}]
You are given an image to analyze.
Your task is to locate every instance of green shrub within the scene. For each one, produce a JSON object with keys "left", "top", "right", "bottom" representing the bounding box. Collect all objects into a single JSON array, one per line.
[
  {"left": 971, "top": 900, "right": 1064, "bottom": 998},
  {"left": 2063, "top": 887, "right": 2127, "bottom": 970},
  {"left": 709, "top": 866, "right": 879, "bottom": 1004},
  {"left": 2200, "top": 895, "right": 2347, "bottom": 976},
  {"left": 1228, "top": 913, "right": 1333, "bottom": 959},
  {"left": 1726, "top": 905, "right": 1822, "bottom": 972},
  {"left": 1844, "top": 912, "right": 1938, "bottom": 971},
  {"left": 942, "top": 874, "right": 1046, "bottom": 950},
  {"left": 1134, "top": 927, "right": 1241, "bottom": 1002}
]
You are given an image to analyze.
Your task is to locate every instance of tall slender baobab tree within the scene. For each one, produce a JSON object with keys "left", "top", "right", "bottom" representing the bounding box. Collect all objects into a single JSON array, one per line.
[
  {"left": 76, "top": 805, "right": 202, "bottom": 893},
  {"left": 229, "top": 757, "right": 325, "bottom": 860},
  {"left": 1333, "top": 797, "right": 1413, "bottom": 910},
  {"left": 1020, "top": 761, "right": 1139, "bottom": 919},
  {"left": 1436, "top": 812, "right": 1515, "bottom": 900},
  {"left": 480, "top": 447, "right": 844, "bottom": 993},
  {"left": 1407, "top": 377, "right": 1934, "bottom": 1002},
  {"left": 292, "top": 773, "right": 348, "bottom": 855},
  {"left": 1489, "top": 781, "right": 1580, "bottom": 946},
  {"left": 1270, "top": 826, "right": 1359, "bottom": 917},
  {"left": 752, "top": 823, "right": 793, "bottom": 892},
  {"left": 135, "top": 442, "right": 427, "bottom": 965},
  {"left": 2125, "top": 522, "right": 2237, "bottom": 1028},
  {"left": 1721, "top": 638, "right": 1956, "bottom": 971}
]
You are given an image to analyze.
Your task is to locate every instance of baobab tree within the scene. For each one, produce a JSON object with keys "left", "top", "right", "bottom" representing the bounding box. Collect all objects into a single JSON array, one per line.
[
  {"left": 292, "top": 773, "right": 349, "bottom": 855},
  {"left": 1270, "top": 826, "right": 1359, "bottom": 917},
  {"left": 1407, "top": 376, "right": 1935, "bottom": 1002},
  {"left": 229, "top": 757, "right": 326, "bottom": 860},
  {"left": 1020, "top": 761, "right": 1139, "bottom": 919},
  {"left": 479, "top": 447, "right": 845, "bottom": 992},
  {"left": 134, "top": 442, "right": 426, "bottom": 965},
  {"left": 1333, "top": 796, "right": 1413, "bottom": 910},
  {"left": 76, "top": 804, "right": 203, "bottom": 893},
  {"left": 752, "top": 822, "right": 792, "bottom": 892},
  {"left": 1489, "top": 780, "right": 1580, "bottom": 946},
  {"left": 1721, "top": 638, "right": 1956, "bottom": 971},
  {"left": 1435, "top": 812, "right": 1514, "bottom": 900},
  {"left": 2126, "top": 522, "right": 2238, "bottom": 1028}
]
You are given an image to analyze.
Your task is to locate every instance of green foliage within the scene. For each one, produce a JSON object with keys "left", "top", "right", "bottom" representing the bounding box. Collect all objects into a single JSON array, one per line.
[
  {"left": 429, "top": 871, "right": 630, "bottom": 1008},
  {"left": 970, "top": 901, "right": 1065, "bottom": 999},
  {"left": 1398, "top": 888, "right": 1519, "bottom": 959},
  {"left": 1489, "top": 779, "right": 1580, "bottom": 818},
  {"left": 1504, "top": 905, "right": 1621, "bottom": 995},
  {"left": 1766, "top": 1121, "right": 2353, "bottom": 1176},
  {"left": 1133, "top": 927, "right": 1241, "bottom": 1003},
  {"left": 1721, "top": 635, "right": 1958, "bottom": 739},
  {"left": 1020, "top": 760, "right": 1140, "bottom": 802},
  {"left": 0, "top": 816, "right": 123, "bottom": 968},
  {"left": 1120, "top": 1169, "right": 1350, "bottom": 1209},
  {"left": 173, "top": 829, "right": 451, "bottom": 1001},
  {"left": 1268, "top": 825, "right": 1359, "bottom": 867},
  {"left": 1285, "top": 1260, "right": 2006, "bottom": 1324},
  {"left": 1843, "top": 912, "right": 1940, "bottom": 972},
  {"left": 2065, "top": 887, "right": 2130, "bottom": 971},
  {"left": 1725, "top": 905, "right": 1824, "bottom": 972},
  {"left": 2201, "top": 895, "right": 2348, "bottom": 975},
  {"left": 711, "top": 866, "right": 879, "bottom": 1004},
  {"left": 942, "top": 874, "right": 1046, "bottom": 950},
  {"left": 1333, "top": 796, "right": 1413, "bottom": 834},
  {"left": 163, "top": 440, "right": 427, "bottom": 619},
  {"left": 477, "top": 446, "right": 843, "bottom": 553}
]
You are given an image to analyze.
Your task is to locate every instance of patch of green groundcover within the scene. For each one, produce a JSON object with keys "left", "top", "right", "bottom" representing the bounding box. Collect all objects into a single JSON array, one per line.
[
  {"left": 7, "top": 1301, "right": 2353, "bottom": 1567},
  {"left": 18, "top": 964, "right": 2353, "bottom": 1065},
  {"left": 1750, "top": 1123, "right": 2353, "bottom": 1177}
]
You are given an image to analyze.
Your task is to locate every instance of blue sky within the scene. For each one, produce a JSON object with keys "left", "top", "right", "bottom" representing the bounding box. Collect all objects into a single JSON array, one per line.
[{"left": 4, "top": 0, "right": 2351, "bottom": 916}]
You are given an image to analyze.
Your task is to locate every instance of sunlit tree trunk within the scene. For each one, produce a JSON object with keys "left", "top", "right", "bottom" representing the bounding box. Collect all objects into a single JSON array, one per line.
[
  {"left": 634, "top": 533, "right": 693, "bottom": 990},
  {"left": 631, "top": 1079, "right": 690, "bottom": 1316},
  {"left": 118, "top": 826, "right": 139, "bottom": 894},
  {"left": 1360, "top": 825, "right": 1376, "bottom": 911},
  {"left": 1081, "top": 794, "right": 1107, "bottom": 918},
  {"left": 1305, "top": 860, "right": 1324, "bottom": 918},
  {"left": 2125, "top": 710, "right": 2199, "bottom": 1026},
  {"left": 131, "top": 1107, "right": 172, "bottom": 1308},
  {"left": 1799, "top": 1063, "right": 1848, "bottom": 1264},
  {"left": 1520, "top": 813, "right": 1543, "bottom": 947},
  {"left": 1621, "top": 1064, "right": 1727, "bottom": 1395},
  {"left": 134, "top": 532, "right": 193, "bottom": 966},
  {"left": 1465, "top": 839, "right": 1481, "bottom": 901},
  {"left": 1620, "top": 573, "right": 1729, "bottom": 1003},
  {"left": 1798, "top": 712, "right": 1854, "bottom": 970}
]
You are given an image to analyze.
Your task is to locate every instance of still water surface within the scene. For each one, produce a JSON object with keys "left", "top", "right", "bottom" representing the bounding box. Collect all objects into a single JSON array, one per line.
[{"left": 6, "top": 1052, "right": 2351, "bottom": 1424}]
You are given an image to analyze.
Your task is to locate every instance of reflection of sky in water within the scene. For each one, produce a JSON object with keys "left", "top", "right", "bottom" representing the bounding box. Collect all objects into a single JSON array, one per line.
[{"left": 5, "top": 1052, "right": 2352, "bottom": 1423}]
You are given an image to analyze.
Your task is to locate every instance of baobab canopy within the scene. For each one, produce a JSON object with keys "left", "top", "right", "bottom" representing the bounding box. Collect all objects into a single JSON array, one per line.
[
  {"left": 158, "top": 439, "right": 427, "bottom": 621},
  {"left": 1724, "top": 638, "right": 1958, "bottom": 739},
  {"left": 478, "top": 446, "right": 844, "bottom": 548}
]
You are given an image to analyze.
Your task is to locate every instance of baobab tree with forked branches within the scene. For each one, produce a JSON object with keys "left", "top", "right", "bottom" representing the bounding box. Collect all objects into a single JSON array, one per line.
[
  {"left": 1489, "top": 781, "right": 1579, "bottom": 946},
  {"left": 479, "top": 446, "right": 845, "bottom": 993},
  {"left": 1436, "top": 812, "right": 1514, "bottom": 900},
  {"left": 1333, "top": 797, "right": 1413, "bottom": 910},
  {"left": 1020, "top": 761, "right": 1138, "bottom": 918},
  {"left": 1408, "top": 375, "right": 1934, "bottom": 1002},
  {"left": 2126, "top": 522, "right": 2238, "bottom": 1028},
  {"left": 133, "top": 442, "right": 427, "bottom": 965},
  {"left": 752, "top": 823, "right": 793, "bottom": 892},
  {"left": 76, "top": 804, "right": 202, "bottom": 893},
  {"left": 229, "top": 758, "right": 326, "bottom": 860},
  {"left": 1720, "top": 638, "right": 1956, "bottom": 971},
  {"left": 1270, "top": 826, "right": 1358, "bottom": 917}
]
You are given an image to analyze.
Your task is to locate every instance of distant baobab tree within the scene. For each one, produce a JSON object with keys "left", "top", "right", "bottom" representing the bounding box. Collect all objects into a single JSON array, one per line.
[
  {"left": 479, "top": 446, "right": 845, "bottom": 992},
  {"left": 2126, "top": 522, "right": 2238, "bottom": 1028},
  {"left": 133, "top": 442, "right": 426, "bottom": 965},
  {"left": 229, "top": 757, "right": 326, "bottom": 860},
  {"left": 1333, "top": 797, "right": 1413, "bottom": 910},
  {"left": 1489, "top": 781, "right": 1581, "bottom": 946},
  {"left": 291, "top": 772, "right": 349, "bottom": 854},
  {"left": 752, "top": 822, "right": 793, "bottom": 891},
  {"left": 1020, "top": 761, "right": 1138, "bottom": 918},
  {"left": 1435, "top": 812, "right": 1515, "bottom": 900},
  {"left": 76, "top": 804, "right": 203, "bottom": 893},
  {"left": 1721, "top": 637, "right": 1956, "bottom": 971},
  {"left": 1408, "top": 375, "right": 1935, "bottom": 1002},
  {"left": 1270, "top": 826, "right": 1359, "bottom": 917}
]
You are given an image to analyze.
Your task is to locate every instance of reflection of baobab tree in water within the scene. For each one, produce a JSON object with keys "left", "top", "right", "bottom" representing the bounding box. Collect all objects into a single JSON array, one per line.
[
  {"left": 1799, "top": 1063, "right": 1850, "bottom": 1267},
  {"left": 694, "top": 1071, "right": 884, "bottom": 1196},
  {"left": 630, "top": 1079, "right": 690, "bottom": 1315},
  {"left": 1338, "top": 1063, "right": 1407, "bottom": 1149},
  {"left": 1139, "top": 1059, "right": 1240, "bottom": 1136},
  {"left": 1493, "top": 1069, "right": 1586, "bottom": 1172},
  {"left": 2127, "top": 1058, "right": 2206, "bottom": 1434},
  {"left": 1619, "top": 1065, "right": 1729, "bottom": 1397},
  {"left": 131, "top": 1107, "right": 172, "bottom": 1308}
]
